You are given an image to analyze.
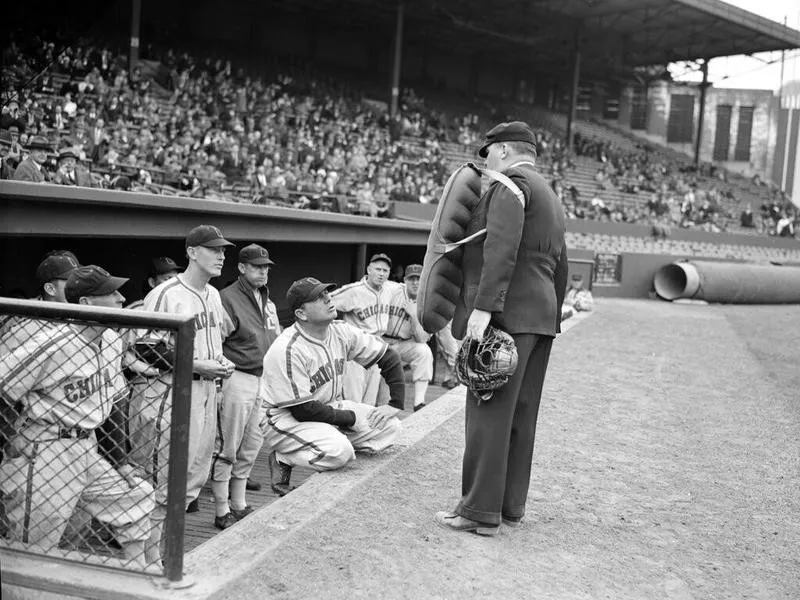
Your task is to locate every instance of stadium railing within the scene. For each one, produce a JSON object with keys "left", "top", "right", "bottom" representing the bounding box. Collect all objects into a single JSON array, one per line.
[{"left": 0, "top": 298, "right": 194, "bottom": 582}]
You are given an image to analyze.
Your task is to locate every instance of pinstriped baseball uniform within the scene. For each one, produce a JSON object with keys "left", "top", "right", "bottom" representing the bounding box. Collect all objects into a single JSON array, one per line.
[
  {"left": 0, "top": 324, "right": 153, "bottom": 553},
  {"left": 331, "top": 278, "right": 402, "bottom": 405},
  {"left": 128, "top": 274, "right": 224, "bottom": 543},
  {"left": 260, "top": 321, "right": 401, "bottom": 471},
  {"left": 382, "top": 284, "right": 433, "bottom": 383}
]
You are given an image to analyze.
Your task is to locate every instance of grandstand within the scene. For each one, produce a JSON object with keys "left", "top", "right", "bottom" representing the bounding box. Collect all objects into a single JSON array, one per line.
[{"left": 2, "top": 0, "right": 800, "bottom": 597}]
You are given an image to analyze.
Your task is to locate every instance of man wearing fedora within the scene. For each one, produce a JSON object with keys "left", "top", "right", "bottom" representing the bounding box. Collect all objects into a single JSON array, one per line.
[
  {"left": 435, "top": 121, "right": 569, "bottom": 535},
  {"left": 211, "top": 244, "right": 282, "bottom": 528},
  {"left": 0, "top": 130, "right": 17, "bottom": 179},
  {"left": 13, "top": 135, "right": 51, "bottom": 183},
  {"left": 53, "top": 147, "right": 93, "bottom": 187}
]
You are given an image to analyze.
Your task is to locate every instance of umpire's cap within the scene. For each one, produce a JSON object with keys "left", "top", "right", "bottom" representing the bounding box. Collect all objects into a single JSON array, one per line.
[
  {"left": 287, "top": 277, "right": 337, "bottom": 312},
  {"left": 65, "top": 265, "right": 128, "bottom": 303},
  {"left": 477, "top": 121, "right": 537, "bottom": 158},
  {"left": 185, "top": 225, "right": 235, "bottom": 248}
]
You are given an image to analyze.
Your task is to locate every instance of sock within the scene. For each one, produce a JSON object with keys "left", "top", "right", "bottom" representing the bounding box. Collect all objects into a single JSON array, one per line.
[
  {"left": 413, "top": 380, "right": 428, "bottom": 407},
  {"left": 229, "top": 478, "right": 247, "bottom": 511},
  {"left": 211, "top": 480, "right": 230, "bottom": 517}
]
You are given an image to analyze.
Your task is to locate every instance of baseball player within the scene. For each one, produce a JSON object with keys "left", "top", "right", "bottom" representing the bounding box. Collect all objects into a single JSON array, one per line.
[
  {"left": 330, "top": 253, "right": 402, "bottom": 406},
  {"left": 211, "top": 244, "right": 281, "bottom": 528},
  {"left": 126, "top": 257, "right": 182, "bottom": 311},
  {"left": 382, "top": 264, "right": 433, "bottom": 411},
  {"left": 562, "top": 273, "right": 594, "bottom": 319},
  {"left": 0, "top": 265, "right": 154, "bottom": 568},
  {"left": 260, "top": 277, "right": 404, "bottom": 490},
  {"left": 128, "top": 225, "right": 235, "bottom": 563}
]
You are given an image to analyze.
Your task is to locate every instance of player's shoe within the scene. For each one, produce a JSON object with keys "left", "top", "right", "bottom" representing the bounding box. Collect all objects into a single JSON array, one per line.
[
  {"left": 441, "top": 378, "right": 458, "bottom": 390},
  {"left": 268, "top": 452, "right": 296, "bottom": 497},
  {"left": 214, "top": 513, "right": 238, "bottom": 530},
  {"left": 230, "top": 506, "right": 254, "bottom": 520},
  {"left": 246, "top": 478, "right": 262, "bottom": 491},
  {"left": 434, "top": 511, "right": 499, "bottom": 536},
  {"left": 186, "top": 499, "right": 200, "bottom": 513},
  {"left": 413, "top": 403, "right": 427, "bottom": 412}
]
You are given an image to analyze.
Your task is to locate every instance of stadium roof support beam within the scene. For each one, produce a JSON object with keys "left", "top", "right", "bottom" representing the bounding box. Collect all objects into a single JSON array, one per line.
[
  {"left": 129, "top": 0, "right": 141, "bottom": 74},
  {"left": 566, "top": 26, "right": 581, "bottom": 152},
  {"left": 694, "top": 59, "right": 709, "bottom": 166},
  {"left": 390, "top": 1, "right": 405, "bottom": 118}
]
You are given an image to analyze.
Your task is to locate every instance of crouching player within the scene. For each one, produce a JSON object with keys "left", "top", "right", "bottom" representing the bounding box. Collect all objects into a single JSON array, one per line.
[{"left": 259, "top": 277, "right": 404, "bottom": 495}]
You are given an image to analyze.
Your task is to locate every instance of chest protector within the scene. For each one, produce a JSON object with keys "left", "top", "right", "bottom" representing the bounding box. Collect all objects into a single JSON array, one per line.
[{"left": 416, "top": 163, "right": 524, "bottom": 334}]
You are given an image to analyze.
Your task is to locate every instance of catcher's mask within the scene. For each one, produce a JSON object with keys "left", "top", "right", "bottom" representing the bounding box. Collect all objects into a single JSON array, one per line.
[{"left": 455, "top": 325, "right": 518, "bottom": 402}]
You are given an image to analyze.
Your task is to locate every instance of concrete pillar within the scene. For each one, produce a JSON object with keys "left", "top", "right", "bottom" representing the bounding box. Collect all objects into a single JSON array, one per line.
[
  {"left": 390, "top": 1, "right": 405, "bottom": 117},
  {"left": 565, "top": 27, "right": 581, "bottom": 151},
  {"left": 129, "top": 0, "right": 141, "bottom": 73},
  {"left": 694, "top": 59, "right": 709, "bottom": 165},
  {"left": 353, "top": 244, "right": 367, "bottom": 281}
]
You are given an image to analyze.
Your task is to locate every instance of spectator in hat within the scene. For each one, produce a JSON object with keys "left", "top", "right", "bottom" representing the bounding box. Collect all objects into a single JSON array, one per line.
[
  {"left": 13, "top": 136, "right": 51, "bottom": 183},
  {"left": 53, "top": 147, "right": 93, "bottom": 187},
  {"left": 0, "top": 130, "right": 16, "bottom": 179}
]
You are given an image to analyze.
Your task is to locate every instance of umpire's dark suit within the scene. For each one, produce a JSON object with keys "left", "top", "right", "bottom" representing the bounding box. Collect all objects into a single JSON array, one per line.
[{"left": 451, "top": 160, "right": 568, "bottom": 525}]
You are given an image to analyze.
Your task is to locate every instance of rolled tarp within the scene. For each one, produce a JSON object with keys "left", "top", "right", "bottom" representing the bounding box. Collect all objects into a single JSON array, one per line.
[{"left": 654, "top": 260, "right": 800, "bottom": 304}]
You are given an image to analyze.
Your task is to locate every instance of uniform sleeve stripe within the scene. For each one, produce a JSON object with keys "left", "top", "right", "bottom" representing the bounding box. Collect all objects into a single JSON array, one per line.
[
  {"left": 150, "top": 279, "right": 182, "bottom": 312},
  {"left": 362, "top": 341, "right": 388, "bottom": 370},
  {"left": 285, "top": 330, "right": 302, "bottom": 402},
  {"left": 0, "top": 330, "right": 73, "bottom": 393}
]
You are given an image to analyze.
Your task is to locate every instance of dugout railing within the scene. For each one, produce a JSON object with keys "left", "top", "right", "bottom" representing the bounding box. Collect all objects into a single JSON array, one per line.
[{"left": 0, "top": 298, "right": 194, "bottom": 583}]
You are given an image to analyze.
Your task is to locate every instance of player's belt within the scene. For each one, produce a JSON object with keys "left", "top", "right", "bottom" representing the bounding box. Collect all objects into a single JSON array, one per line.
[
  {"left": 58, "top": 427, "right": 92, "bottom": 440},
  {"left": 192, "top": 374, "right": 219, "bottom": 381}
]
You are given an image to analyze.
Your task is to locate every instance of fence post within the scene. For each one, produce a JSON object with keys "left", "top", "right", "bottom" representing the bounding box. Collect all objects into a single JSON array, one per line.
[{"left": 162, "top": 319, "right": 194, "bottom": 582}]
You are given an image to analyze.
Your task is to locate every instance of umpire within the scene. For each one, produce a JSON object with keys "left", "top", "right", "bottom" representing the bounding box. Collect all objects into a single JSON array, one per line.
[
  {"left": 435, "top": 122, "right": 568, "bottom": 535},
  {"left": 212, "top": 244, "right": 281, "bottom": 529}
]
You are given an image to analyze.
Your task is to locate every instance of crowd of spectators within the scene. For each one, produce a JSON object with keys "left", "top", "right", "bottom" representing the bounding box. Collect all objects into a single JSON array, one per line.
[{"left": 1, "top": 34, "right": 796, "bottom": 238}]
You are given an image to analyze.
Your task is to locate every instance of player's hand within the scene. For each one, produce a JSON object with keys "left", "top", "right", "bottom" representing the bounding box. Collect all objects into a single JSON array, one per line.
[
  {"left": 194, "top": 359, "right": 232, "bottom": 379},
  {"left": 216, "top": 355, "right": 236, "bottom": 379},
  {"left": 466, "top": 309, "right": 491, "bottom": 340},
  {"left": 367, "top": 405, "right": 399, "bottom": 429},
  {"left": 117, "top": 463, "right": 147, "bottom": 489}
]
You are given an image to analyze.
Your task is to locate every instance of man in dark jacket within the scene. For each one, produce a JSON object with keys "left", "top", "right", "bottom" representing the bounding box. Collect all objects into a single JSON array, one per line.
[
  {"left": 13, "top": 136, "right": 50, "bottom": 183},
  {"left": 436, "top": 121, "right": 568, "bottom": 535},
  {"left": 212, "top": 244, "right": 282, "bottom": 529}
]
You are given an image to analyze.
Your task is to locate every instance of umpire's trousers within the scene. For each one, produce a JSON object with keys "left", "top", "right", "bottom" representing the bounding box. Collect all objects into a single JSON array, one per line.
[{"left": 456, "top": 333, "right": 553, "bottom": 525}]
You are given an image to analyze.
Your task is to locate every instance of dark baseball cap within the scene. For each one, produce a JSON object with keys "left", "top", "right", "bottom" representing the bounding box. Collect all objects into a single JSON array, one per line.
[
  {"left": 287, "top": 277, "right": 337, "bottom": 312},
  {"left": 477, "top": 121, "right": 537, "bottom": 158},
  {"left": 36, "top": 253, "right": 80, "bottom": 283},
  {"left": 185, "top": 225, "right": 235, "bottom": 248},
  {"left": 65, "top": 265, "right": 129, "bottom": 303},
  {"left": 404, "top": 264, "right": 423, "bottom": 279},
  {"left": 151, "top": 256, "right": 182, "bottom": 276},
  {"left": 369, "top": 253, "right": 392, "bottom": 267},
  {"left": 239, "top": 244, "right": 274, "bottom": 266}
]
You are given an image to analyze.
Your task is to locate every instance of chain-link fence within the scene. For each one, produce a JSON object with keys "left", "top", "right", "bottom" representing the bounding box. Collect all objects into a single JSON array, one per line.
[{"left": 0, "top": 298, "right": 194, "bottom": 581}]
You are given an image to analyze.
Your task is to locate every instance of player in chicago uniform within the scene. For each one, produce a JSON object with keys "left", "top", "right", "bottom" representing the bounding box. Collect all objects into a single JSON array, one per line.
[
  {"left": 0, "top": 265, "right": 154, "bottom": 567},
  {"left": 129, "top": 225, "right": 235, "bottom": 562},
  {"left": 330, "top": 253, "right": 401, "bottom": 405},
  {"left": 211, "top": 244, "right": 281, "bottom": 528},
  {"left": 260, "top": 277, "right": 404, "bottom": 493},
  {"left": 382, "top": 264, "right": 433, "bottom": 411}
]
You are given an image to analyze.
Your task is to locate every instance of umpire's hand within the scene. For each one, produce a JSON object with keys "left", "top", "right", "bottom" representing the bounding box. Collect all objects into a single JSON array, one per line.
[{"left": 368, "top": 405, "right": 399, "bottom": 429}]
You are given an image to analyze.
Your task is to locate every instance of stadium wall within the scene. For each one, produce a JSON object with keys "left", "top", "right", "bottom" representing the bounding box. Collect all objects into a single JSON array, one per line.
[{"left": 615, "top": 83, "right": 776, "bottom": 180}]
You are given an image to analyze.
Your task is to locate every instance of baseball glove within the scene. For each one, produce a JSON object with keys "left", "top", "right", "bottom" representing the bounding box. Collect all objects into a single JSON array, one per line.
[
  {"left": 455, "top": 325, "right": 518, "bottom": 402},
  {"left": 132, "top": 340, "right": 174, "bottom": 371}
]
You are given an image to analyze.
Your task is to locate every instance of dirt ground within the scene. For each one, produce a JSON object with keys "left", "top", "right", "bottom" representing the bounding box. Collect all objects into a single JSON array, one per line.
[{"left": 218, "top": 299, "right": 800, "bottom": 600}]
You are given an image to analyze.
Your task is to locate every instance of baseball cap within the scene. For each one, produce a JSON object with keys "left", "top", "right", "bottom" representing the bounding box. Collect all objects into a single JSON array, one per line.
[
  {"left": 477, "top": 121, "right": 537, "bottom": 158},
  {"left": 404, "top": 264, "right": 423, "bottom": 279},
  {"left": 185, "top": 225, "right": 235, "bottom": 248},
  {"left": 287, "top": 277, "right": 337, "bottom": 312},
  {"left": 239, "top": 244, "right": 274, "bottom": 266},
  {"left": 151, "top": 256, "right": 182, "bottom": 276},
  {"left": 65, "top": 265, "right": 129, "bottom": 303},
  {"left": 36, "top": 253, "right": 80, "bottom": 283},
  {"left": 369, "top": 253, "right": 392, "bottom": 267}
]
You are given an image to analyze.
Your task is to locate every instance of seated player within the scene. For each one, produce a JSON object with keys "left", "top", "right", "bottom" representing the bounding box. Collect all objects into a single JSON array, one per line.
[
  {"left": 260, "top": 277, "right": 405, "bottom": 495},
  {"left": 561, "top": 273, "right": 594, "bottom": 321}
]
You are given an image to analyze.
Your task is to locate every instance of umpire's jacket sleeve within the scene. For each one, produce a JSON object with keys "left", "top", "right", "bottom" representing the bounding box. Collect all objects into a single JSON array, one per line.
[
  {"left": 553, "top": 245, "right": 569, "bottom": 334},
  {"left": 474, "top": 178, "right": 526, "bottom": 313}
]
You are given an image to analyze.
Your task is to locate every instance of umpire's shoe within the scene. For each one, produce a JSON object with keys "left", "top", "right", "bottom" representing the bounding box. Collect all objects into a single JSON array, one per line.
[{"left": 268, "top": 451, "right": 296, "bottom": 497}]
